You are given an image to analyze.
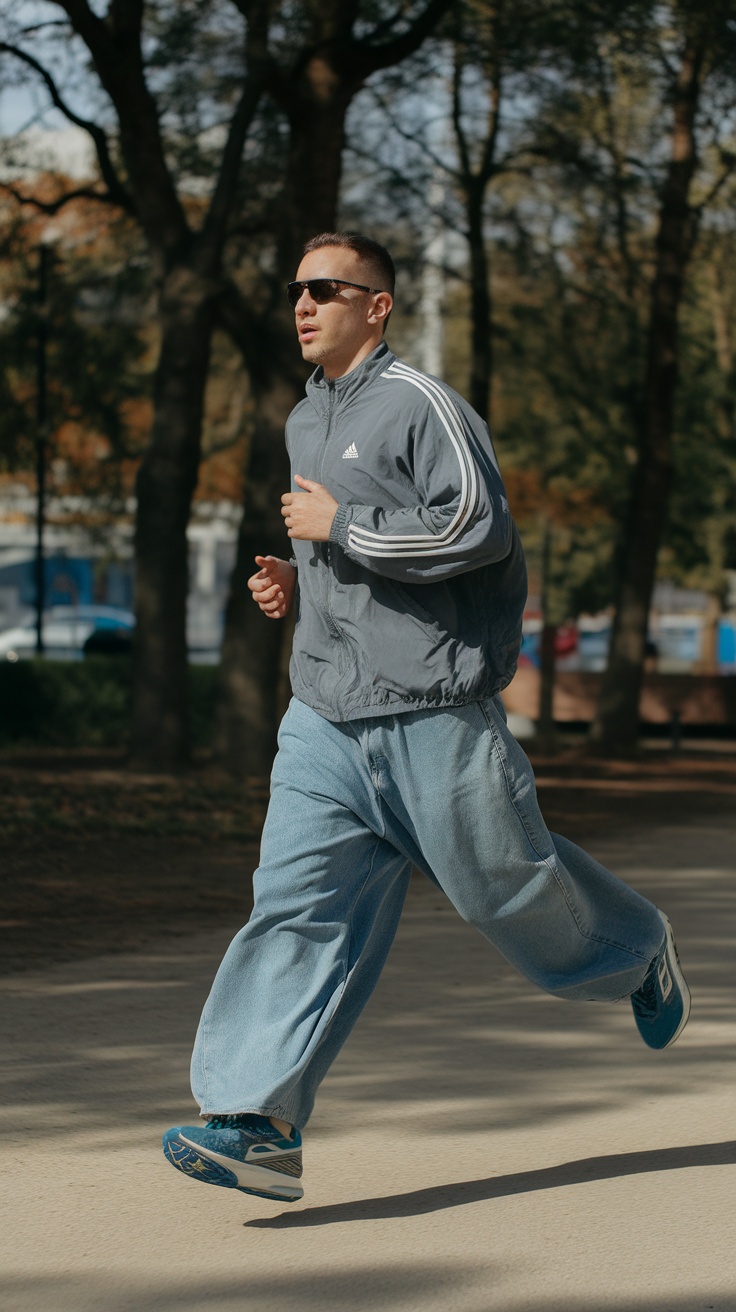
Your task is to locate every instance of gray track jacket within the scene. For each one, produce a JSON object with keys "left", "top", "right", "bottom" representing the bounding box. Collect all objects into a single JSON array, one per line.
[{"left": 286, "top": 341, "right": 527, "bottom": 722}]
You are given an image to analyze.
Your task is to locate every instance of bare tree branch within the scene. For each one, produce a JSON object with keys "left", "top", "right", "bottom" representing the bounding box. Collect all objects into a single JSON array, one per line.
[
  {"left": 0, "top": 181, "right": 126, "bottom": 213},
  {"left": 345, "top": 139, "right": 467, "bottom": 239},
  {"left": 365, "top": 84, "right": 459, "bottom": 182},
  {"left": 200, "top": 3, "right": 270, "bottom": 261},
  {"left": 359, "top": 3, "right": 413, "bottom": 45},
  {"left": 50, "top": 0, "right": 189, "bottom": 257},
  {"left": 0, "top": 40, "right": 135, "bottom": 213},
  {"left": 592, "top": 44, "right": 639, "bottom": 305},
  {"left": 352, "top": 0, "right": 453, "bottom": 75},
  {"left": 478, "top": 69, "right": 503, "bottom": 186},
  {"left": 214, "top": 276, "right": 261, "bottom": 376},
  {"left": 451, "top": 36, "right": 472, "bottom": 182},
  {"left": 689, "top": 152, "right": 736, "bottom": 254},
  {"left": 18, "top": 21, "right": 70, "bottom": 36}
]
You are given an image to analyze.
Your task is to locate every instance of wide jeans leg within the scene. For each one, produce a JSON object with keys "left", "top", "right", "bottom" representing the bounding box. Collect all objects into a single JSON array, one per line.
[
  {"left": 192, "top": 696, "right": 665, "bottom": 1129},
  {"left": 366, "top": 696, "right": 663, "bottom": 1001},
  {"left": 191, "top": 700, "right": 411, "bottom": 1129}
]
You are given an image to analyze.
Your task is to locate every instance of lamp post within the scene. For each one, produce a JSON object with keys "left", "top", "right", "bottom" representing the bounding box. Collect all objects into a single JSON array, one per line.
[{"left": 34, "top": 240, "right": 51, "bottom": 656}]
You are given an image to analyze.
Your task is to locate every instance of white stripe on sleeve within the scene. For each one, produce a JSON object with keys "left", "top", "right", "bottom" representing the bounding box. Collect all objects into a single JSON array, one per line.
[{"left": 345, "top": 361, "right": 480, "bottom": 559}]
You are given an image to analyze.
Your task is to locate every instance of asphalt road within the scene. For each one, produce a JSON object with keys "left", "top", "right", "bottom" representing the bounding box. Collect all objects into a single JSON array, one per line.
[{"left": 2, "top": 809, "right": 735, "bottom": 1312}]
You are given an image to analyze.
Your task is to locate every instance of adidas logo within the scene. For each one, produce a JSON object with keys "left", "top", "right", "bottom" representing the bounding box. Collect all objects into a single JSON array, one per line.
[{"left": 342, "top": 442, "right": 358, "bottom": 459}]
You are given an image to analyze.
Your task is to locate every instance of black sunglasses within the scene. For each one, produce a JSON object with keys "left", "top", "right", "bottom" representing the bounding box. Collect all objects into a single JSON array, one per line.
[{"left": 286, "top": 278, "right": 383, "bottom": 308}]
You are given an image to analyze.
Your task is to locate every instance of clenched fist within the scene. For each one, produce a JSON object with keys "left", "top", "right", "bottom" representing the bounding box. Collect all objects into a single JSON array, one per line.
[
  {"left": 247, "top": 556, "right": 296, "bottom": 619},
  {"left": 281, "top": 475, "right": 338, "bottom": 541}
]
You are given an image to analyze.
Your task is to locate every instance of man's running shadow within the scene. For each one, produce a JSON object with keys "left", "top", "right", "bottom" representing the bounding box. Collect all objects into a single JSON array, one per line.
[{"left": 246, "top": 1140, "right": 736, "bottom": 1228}]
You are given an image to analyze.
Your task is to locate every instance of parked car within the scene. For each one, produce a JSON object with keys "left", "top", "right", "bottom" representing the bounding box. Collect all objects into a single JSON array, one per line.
[{"left": 0, "top": 605, "right": 136, "bottom": 661}]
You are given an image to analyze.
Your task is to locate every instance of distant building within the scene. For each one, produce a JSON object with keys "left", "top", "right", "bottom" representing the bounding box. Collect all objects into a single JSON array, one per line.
[{"left": 0, "top": 485, "right": 240, "bottom": 661}]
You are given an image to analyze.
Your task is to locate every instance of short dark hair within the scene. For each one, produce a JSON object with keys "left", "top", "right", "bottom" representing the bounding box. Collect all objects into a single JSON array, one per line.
[{"left": 302, "top": 231, "right": 396, "bottom": 297}]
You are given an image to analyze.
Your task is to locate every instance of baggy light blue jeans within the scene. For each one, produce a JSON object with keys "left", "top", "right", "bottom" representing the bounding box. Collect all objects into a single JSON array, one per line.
[{"left": 191, "top": 696, "right": 663, "bottom": 1129}]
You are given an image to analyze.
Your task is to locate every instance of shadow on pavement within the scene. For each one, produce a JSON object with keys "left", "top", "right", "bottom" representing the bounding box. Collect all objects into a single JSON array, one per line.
[
  {"left": 1, "top": 1271, "right": 734, "bottom": 1312},
  {"left": 0, "top": 1264, "right": 474, "bottom": 1312},
  {"left": 248, "top": 1139, "right": 736, "bottom": 1227}
]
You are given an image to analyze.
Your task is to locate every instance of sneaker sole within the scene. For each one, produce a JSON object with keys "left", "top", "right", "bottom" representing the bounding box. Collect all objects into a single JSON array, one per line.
[
  {"left": 657, "top": 910, "right": 691, "bottom": 1048},
  {"left": 163, "top": 1131, "right": 304, "bottom": 1202}
]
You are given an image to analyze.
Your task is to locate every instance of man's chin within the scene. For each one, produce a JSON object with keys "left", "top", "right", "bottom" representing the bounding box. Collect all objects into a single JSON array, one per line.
[{"left": 300, "top": 341, "right": 327, "bottom": 366}]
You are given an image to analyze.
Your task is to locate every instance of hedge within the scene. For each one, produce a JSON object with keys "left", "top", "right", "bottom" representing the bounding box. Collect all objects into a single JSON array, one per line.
[{"left": 0, "top": 658, "right": 219, "bottom": 748}]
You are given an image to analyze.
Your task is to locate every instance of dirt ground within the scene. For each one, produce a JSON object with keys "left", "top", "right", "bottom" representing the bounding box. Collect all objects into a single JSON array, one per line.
[
  {"left": 2, "top": 740, "right": 736, "bottom": 1312},
  {"left": 3, "top": 740, "right": 736, "bottom": 975}
]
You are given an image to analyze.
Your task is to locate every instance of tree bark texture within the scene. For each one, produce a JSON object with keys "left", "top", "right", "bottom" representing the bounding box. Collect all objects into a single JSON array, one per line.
[
  {"left": 466, "top": 182, "right": 493, "bottom": 424},
  {"left": 591, "top": 31, "right": 705, "bottom": 750},
  {"left": 537, "top": 621, "right": 558, "bottom": 748},
  {"left": 214, "top": 330, "right": 302, "bottom": 773},
  {"left": 537, "top": 517, "right": 557, "bottom": 749},
  {"left": 130, "top": 267, "right": 216, "bottom": 767},
  {"left": 451, "top": 10, "right": 503, "bottom": 425}
]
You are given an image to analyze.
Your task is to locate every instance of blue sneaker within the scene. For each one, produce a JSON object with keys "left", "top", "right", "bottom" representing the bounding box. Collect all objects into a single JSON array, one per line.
[
  {"left": 162, "top": 1114, "right": 303, "bottom": 1202},
  {"left": 631, "top": 911, "right": 691, "bottom": 1049}
]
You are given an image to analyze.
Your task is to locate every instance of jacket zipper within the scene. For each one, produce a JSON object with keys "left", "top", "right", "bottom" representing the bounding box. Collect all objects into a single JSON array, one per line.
[{"left": 320, "top": 383, "right": 346, "bottom": 652}]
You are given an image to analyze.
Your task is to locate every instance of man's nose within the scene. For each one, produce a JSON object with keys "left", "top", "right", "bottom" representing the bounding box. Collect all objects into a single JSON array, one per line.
[{"left": 295, "top": 286, "right": 315, "bottom": 312}]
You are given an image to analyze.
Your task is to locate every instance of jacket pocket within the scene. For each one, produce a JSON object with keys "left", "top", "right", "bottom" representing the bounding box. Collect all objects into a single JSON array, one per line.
[{"left": 391, "top": 581, "right": 442, "bottom": 631}]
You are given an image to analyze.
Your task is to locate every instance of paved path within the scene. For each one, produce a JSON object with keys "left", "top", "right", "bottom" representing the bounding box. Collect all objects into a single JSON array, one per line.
[{"left": 2, "top": 811, "right": 735, "bottom": 1312}]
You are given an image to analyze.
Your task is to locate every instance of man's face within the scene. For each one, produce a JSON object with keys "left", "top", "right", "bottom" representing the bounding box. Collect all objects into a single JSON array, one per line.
[{"left": 291, "top": 247, "right": 390, "bottom": 379}]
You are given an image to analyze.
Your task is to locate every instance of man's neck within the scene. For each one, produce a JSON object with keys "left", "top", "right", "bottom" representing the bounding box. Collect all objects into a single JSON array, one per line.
[{"left": 322, "top": 336, "right": 383, "bottom": 380}]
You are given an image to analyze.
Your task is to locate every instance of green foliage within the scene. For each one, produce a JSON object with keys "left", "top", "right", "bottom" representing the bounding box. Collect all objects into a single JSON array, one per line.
[
  {"left": 0, "top": 659, "right": 219, "bottom": 749},
  {"left": 0, "top": 213, "right": 152, "bottom": 490}
]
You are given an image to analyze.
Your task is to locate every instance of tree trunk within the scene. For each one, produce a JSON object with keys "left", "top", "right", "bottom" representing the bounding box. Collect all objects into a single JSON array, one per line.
[
  {"left": 130, "top": 266, "right": 216, "bottom": 768},
  {"left": 536, "top": 518, "right": 557, "bottom": 750},
  {"left": 537, "top": 621, "right": 557, "bottom": 748},
  {"left": 213, "top": 358, "right": 301, "bottom": 773},
  {"left": 276, "top": 84, "right": 350, "bottom": 271},
  {"left": 590, "top": 36, "right": 703, "bottom": 751},
  {"left": 466, "top": 180, "right": 493, "bottom": 424},
  {"left": 215, "top": 83, "right": 350, "bottom": 774}
]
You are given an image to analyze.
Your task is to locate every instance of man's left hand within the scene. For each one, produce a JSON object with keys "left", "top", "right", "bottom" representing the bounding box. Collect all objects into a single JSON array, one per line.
[{"left": 281, "top": 475, "right": 338, "bottom": 541}]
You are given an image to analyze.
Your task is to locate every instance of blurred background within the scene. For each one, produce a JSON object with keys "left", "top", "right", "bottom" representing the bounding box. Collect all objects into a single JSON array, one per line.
[{"left": 1, "top": 0, "right": 736, "bottom": 775}]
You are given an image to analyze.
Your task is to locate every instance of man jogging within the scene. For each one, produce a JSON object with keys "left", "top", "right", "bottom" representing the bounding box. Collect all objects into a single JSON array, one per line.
[{"left": 163, "top": 231, "right": 690, "bottom": 1204}]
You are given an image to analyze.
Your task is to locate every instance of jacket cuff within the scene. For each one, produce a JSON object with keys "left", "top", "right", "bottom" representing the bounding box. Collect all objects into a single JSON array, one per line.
[{"left": 329, "top": 502, "right": 351, "bottom": 548}]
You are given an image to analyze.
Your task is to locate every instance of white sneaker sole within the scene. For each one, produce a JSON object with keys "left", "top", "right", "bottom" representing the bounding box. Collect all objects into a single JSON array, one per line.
[
  {"left": 658, "top": 910, "right": 691, "bottom": 1047},
  {"left": 176, "top": 1132, "right": 304, "bottom": 1201}
]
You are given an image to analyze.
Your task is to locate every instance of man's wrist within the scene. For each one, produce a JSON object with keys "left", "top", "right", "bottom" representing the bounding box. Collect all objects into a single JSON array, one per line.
[{"left": 328, "top": 503, "right": 350, "bottom": 548}]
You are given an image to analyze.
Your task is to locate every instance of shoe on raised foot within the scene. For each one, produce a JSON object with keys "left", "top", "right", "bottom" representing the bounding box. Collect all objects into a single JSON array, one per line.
[
  {"left": 163, "top": 1113, "right": 303, "bottom": 1201},
  {"left": 631, "top": 910, "right": 691, "bottom": 1050}
]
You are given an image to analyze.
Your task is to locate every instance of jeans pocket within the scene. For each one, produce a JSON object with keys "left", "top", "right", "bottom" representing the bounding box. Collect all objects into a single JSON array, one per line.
[{"left": 476, "top": 696, "right": 555, "bottom": 861}]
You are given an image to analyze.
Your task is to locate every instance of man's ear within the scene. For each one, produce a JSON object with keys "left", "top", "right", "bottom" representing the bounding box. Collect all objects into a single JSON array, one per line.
[{"left": 369, "top": 292, "right": 393, "bottom": 327}]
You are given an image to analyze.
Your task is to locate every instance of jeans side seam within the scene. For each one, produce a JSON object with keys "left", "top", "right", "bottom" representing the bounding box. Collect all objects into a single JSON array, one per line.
[
  {"left": 478, "top": 701, "right": 649, "bottom": 961},
  {"left": 477, "top": 701, "right": 579, "bottom": 923},
  {"left": 199, "top": 1003, "right": 210, "bottom": 1112},
  {"left": 298, "top": 834, "right": 386, "bottom": 1073}
]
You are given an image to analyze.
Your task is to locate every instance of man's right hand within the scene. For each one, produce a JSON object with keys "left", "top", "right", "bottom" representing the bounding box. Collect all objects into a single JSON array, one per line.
[{"left": 247, "top": 556, "right": 296, "bottom": 619}]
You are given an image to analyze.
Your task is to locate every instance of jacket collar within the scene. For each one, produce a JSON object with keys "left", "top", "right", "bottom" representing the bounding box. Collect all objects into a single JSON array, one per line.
[{"left": 305, "top": 340, "right": 395, "bottom": 413}]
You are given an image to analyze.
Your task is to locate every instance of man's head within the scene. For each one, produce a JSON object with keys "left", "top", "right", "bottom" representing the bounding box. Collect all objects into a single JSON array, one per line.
[{"left": 289, "top": 232, "right": 395, "bottom": 379}]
